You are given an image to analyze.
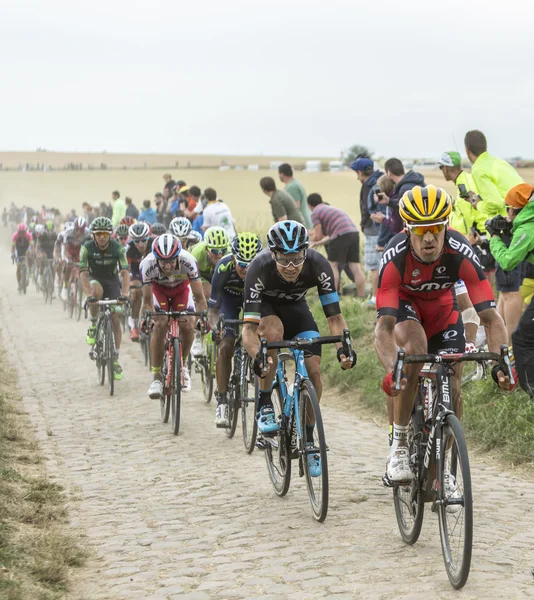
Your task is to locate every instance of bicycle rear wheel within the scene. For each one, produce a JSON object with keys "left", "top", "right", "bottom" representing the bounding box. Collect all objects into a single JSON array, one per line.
[
  {"left": 20, "top": 264, "right": 28, "bottom": 294},
  {"left": 96, "top": 320, "right": 106, "bottom": 386},
  {"left": 438, "top": 414, "right": 473, "bottom": 589},
  {"left": 160, "top": 346, "right": 171, "bottom": 423},
  {"left": 393, "top": 419, "right": 425, "bottom": 544},
  {"left": 225, "top": 383, "right": 239, "bottom": 439},
  {"left": 106, "top": 318, "right": 115, "bottom": 396},
  {"left": 68, "top": 282, "right": 75, "bottom": 318},
  {"left": 299, "top": 379, "right": 328, "bottom": 522},
  {"left": 264, "top": 386, "right": 291, "bottom": 497},
  {"left": 171, "top": 339, "right": 182, "bottom": 435},
  {"left": 76, "top": 279, "right": 83, "bottom": 321},
  {"left": 241, "top": 354, "right": 258, "bottom": 454},
  {"left": 200, "top": 354, "right": 214, "bottom": 404}
]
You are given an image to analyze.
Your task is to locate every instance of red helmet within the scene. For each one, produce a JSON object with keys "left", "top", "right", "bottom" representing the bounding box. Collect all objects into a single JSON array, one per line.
[
  {"left": 17, "top": 223, "right": 27, "bottom": 232},
  {"left": 75, "top": 216, "right": 87, "bottom": 232},
  {"left": 120, "top": 216, "right": 136, "bottom": 227},
  {"left": 152, "top": 234, "right": 181, "bottom": 260}
]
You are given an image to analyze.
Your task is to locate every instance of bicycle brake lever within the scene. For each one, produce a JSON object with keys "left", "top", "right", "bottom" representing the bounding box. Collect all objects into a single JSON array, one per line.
[
  {"left": 260, "top": 338, "right": 268, "bottom": 373},
  {"left": 501, "top": 346, "right": 515, "bottom": 386},
  {"left": 394, "top": 351, "right": 405, "bottom": 390}
]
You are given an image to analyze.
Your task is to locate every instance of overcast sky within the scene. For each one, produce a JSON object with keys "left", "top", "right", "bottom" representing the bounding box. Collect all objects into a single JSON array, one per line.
[{"left": 1, "top": 0, "right": 532, "bottom": 158}]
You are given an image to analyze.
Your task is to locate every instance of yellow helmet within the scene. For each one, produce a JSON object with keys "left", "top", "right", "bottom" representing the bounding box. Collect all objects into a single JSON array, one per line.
[{"left": 399, "top": 185, "right": 452, "bottom": 223}]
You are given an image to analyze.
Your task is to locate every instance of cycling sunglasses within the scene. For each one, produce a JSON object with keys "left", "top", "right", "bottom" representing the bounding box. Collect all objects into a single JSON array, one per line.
[
  {"left": 208, "top": 248, "right": 225, "bottom": 256},
  {"left": 405, "top": 220, "right": 447, "bottom": 236},
  {"left": 274, "top": 252, "right": 307, "bottom": 268},
  {"left": 134, "top": 238, "right": 149, "bottom": 244},
  {"left": 236, "top": 260, "right": 250, "bottom": 269},
  {"left": 118, "top": 236, "right": 128, "bottom": 242}
]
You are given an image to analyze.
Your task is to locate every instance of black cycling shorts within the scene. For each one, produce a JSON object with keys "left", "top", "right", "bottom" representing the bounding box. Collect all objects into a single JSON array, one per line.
[
  {"left": 90, "top": 276, "right": 121, "bottom": 300},
  {"left": 261, "top": 298, "right": 321, "bottom": 356},
  {"left": 326, "top": 232, "right": 360, "bottom": 264},
  {"left": 495, "top": 263, "right": 522, "bottom": 293}
]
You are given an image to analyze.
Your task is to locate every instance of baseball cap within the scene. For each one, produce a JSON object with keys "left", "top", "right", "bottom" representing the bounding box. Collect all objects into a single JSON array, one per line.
[
  {"left": 176, "top": 180, "right": 186, "bottom": 188},
  {"left": 178, "top": 185, "right": 190, "bottom": 195},
  {"left": 438, "top": 151, "right": 462, "bottom": 167},
  {"left": 350, "top": 157, "right": 374, "bottom": 172},
  {"left": 505, "top": 183, "right": 534, "bottom": 209}
]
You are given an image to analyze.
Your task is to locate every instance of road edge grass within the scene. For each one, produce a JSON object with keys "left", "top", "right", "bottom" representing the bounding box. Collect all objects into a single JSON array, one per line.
[
  {"left": 310, "top": 296, "right": 534, "bottom": 467},
  {"left": 0, "top": 347, "right": 88, "bottom": 599}
]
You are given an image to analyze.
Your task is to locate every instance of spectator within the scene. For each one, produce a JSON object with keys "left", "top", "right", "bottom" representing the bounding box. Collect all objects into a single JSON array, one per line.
[
  {"left": 201, "top": 187, "right": 237, "bottom": 239},
  {"left": 184, "top": 185, "right": 201, "bottom": 221},
  {"left": 2, "top": 208, "right": 7, "bottom": 228},
  {"left": 82, "top": 202, "right": 95, "bottom": 225},
  {"left": 111, "top": 190, "right": 126, "bottom": 228},
  {"left": 100, "top": 201, "right": 112, "bottom": 220},
  {"left": 138, "top": 200, "right": 157, "bottom": 225},
  {"left": 308, "top": 193, "right": 366, "bottom": 295},
  {"left": 374, "top": 158, "right": 425, "bottom": 250},
  {"left": 168, "top": 186, "right": 183, "bottom": 219},
  {"left": 351, "top": 157, "right": 384, "bottom": 306},
  {"left": 278, "top": 163, "right": 312, "bottom": 229},
  {"left": 125, "top": 196, "right": 139, "bottom": 220},
  {"left": 489, "top": 184, "right": 534, "bottom": 397},
  {"left": 154, "top": 192, "right": 167, "bottom": 223},
  {"left": 438, "top": 151, "right": 486, "bottom": 237},
  {"left": 465, "top": 130, "right": 524, "bottom": 342},
  {"left": 260, "top": 176, "right": 304, "bottom": 225},
  {"left": 163, "top": 174, "right": 176, "bottom": 199}
]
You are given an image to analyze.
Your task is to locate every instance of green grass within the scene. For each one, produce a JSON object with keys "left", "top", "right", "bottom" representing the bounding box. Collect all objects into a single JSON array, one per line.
[
  {"left": 0, "top": 354, "right": 88, "bottom": 599},
  {"left": 311, "top": 296, "right": 534, "bottom": 466}
]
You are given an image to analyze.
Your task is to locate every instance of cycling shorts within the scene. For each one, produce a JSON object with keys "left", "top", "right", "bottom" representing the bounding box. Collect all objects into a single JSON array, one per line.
[
  {"left": 90, "top": 276, "right": 121, "bottom": 300},
  {"left": 261, "top": 298, "right": 321, "bottom": 357},
  {"left": 152, "top": 281, "right": 194, "bottom": 312},
  {"left": 396, "top": 293, "right": 465, "bottom": 354}
]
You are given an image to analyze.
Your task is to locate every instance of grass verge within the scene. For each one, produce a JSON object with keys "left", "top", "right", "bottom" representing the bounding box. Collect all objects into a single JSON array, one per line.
[
  {"left": 311, "top": 296, "right": 534, "bottom": 467},
  {"left": 0, "top": 350, "right": 88, "bottom": 600}
]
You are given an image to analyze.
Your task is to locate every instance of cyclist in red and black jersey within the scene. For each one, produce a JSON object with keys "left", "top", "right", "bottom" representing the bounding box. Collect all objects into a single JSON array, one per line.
[
  {"left": 126, "top": 222, "right": 154, "bottom": 341},
  {"left": 375, "top": 186, "right": 511, "bottom": 483}
]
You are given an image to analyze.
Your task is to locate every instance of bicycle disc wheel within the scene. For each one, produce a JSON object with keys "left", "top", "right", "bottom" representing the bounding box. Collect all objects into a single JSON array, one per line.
[
  {"left": 171, "top": 339, "right": 182, "bottom": 435},
  {"left": 241, "top": 354, "right": 258, "bottom": 454},
  {"left": 264, "top": 386, "right": 291, "bottom": 497},
  {"left": 106, "top": 318, "right": 115, "bottom": 396},
  {"left": 225, "top": 384, "right": 239, "bottom": 439},
  {"left": 438, "top": 414, "right": 473, "bottom": 589},
  {"left": 299, "top": 379, "right": 328, "bottom": 522},
  {"left": 393, "top": 418, "right": 425, "bottom": 544}
]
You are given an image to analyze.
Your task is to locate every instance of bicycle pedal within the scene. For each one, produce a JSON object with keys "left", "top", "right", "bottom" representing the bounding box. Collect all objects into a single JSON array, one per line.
[
  {"left": 88, "top": 350, "right": 97, "bottom": 361},
  {"left": 255, "top": 437, "right": 267, "bottom": 450}
]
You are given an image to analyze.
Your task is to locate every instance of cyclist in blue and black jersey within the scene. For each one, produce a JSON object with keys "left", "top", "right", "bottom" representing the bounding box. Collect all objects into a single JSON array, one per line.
[{"left": 208, "top": 233, "right": 262, "bottom": 427}]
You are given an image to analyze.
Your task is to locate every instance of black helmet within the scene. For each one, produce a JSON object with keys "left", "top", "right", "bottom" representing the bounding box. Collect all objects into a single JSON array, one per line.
[
  {"left": 267, "top": 220, "right": 309, "bottom": 254},
  {"left": 151, "top": 222, "right": 166, "bottom": 236}
]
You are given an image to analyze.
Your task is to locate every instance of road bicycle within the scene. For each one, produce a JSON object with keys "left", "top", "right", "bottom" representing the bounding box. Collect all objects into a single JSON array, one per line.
[
  {"left": 214, "top": 315, "right": 258, "bottom": 451},
  {"left": 68, "top": 263, "right": 84, "bottom": 321},
  {"left": 145, "top": 310, "right": 207, "bottom": 436},
  {"left": 257, "top": 329, "right": 354, "bottom": 522},
  {"left": 87, "top": 299, "right": 126, "bottom": 397},
  {"left": 14, "top": 256, "right": 29, "bottom": 295},
  {"left": 192, "top": 330, "right": 217, "bottom": 403},
  {"left": 387, "top": 346, "right": 514, "bottom": 589},
  {"left": 41, "top": 259, "right": 55, "bottom": 304}
]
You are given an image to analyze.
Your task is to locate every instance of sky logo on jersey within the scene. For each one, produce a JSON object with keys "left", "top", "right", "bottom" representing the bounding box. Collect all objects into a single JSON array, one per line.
[
  {"left": 318, "top": 271, "right": 333, "bottom": 293},
  {"left": 248, "top": 278, "right": 265, "bottom": 300}
]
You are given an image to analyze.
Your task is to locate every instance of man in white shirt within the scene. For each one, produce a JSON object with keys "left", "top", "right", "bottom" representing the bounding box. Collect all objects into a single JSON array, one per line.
[{"left": 201, "top": 187, "right": 237, "bottom": 240}]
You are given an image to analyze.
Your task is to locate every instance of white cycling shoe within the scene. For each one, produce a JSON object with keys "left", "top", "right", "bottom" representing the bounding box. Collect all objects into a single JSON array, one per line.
[
  {"left": 214, "top": 404, "right": 229, "bottom": 427},
  {"left": 386, "top": 448, "right": 413, "bottom": 483},
  {"left": 444, "top": 471, "right": 462, "bottom": 513},
  {"left": 60, "top": 287, "right": 68, "bottom": 302},
  {"left": 147, "top": 379, "right": 163, "bottom": 400},
  {"left": 182, "top": 367, "right": 192, "bottom": 393},
  {"left": 191, "top": 334, "right": 203, "bottom": 357}
]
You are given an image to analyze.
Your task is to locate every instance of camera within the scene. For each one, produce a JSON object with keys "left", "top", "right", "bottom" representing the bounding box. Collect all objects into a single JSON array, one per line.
[
  {"left": 485, "top": 215, "right": 512, "bottom": 238},
  {"left": 458, "top": 184, "right": 469, "bottom": 199}
]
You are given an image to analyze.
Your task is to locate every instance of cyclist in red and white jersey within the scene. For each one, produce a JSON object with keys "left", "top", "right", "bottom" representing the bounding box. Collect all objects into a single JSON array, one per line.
[
  {"left": 375, "top": 185, "right": 512, "bottom": 483},
  {"left": 140, "top": 234, "right": 207, "bottom": 399},
  {"left": 59, "top": 217, "right": 91, "bottom": 301}
]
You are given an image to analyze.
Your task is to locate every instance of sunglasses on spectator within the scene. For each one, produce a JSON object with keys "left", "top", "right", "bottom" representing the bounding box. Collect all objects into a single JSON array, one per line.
[
  {"left": 209, "top": 248, "right": 225, "bottom": 256},
  {"left": 405, "top": 221, "right": 447, "bottom": 236},
  {"left": 274, "top": 252, "right": 306, "bottom": 268}
]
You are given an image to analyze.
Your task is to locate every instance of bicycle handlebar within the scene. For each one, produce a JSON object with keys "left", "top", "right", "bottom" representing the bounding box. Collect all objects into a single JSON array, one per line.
[
  {"left": 215, "top": 313, "right": 246, "bottom": 334},
  {"left": 394, "top": 344, "right": 514, "bottom": 389},
  {"left": 258, "top": 329, "right": 353, "bottom": 374},
  {"left": 145, "top": 309, "right": 207, "bottom": 320}
]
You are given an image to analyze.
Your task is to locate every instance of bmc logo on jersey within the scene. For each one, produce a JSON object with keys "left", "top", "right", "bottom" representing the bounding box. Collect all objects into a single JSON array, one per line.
[
  {"left": 405, "top": 281, "right": 456, "bottom": 293},
  {"left": 318, "top": 271, "right": 333, "bottom": 293},
  {"left": 448, "top": 236, "right": 482, "bottom": 268},
  {"left": 379, "top": 239, "right": 407, "bottom": 272}
]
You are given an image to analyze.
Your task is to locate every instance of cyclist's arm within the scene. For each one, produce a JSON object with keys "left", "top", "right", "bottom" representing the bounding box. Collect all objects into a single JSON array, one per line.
[
  {"left": 375, "top": 315, "right": 397, "bottom": 373},
  {"left": 119, "top": 269, "right": 130, "bottom": 296},
  {"left": 207, "top": 264, "right": 225, "bottom": 328},
  {"left": 190, "top": 279, "right": 207, "bottom": 311},
  {"left": 326, "top": 313, "right": 350, "bottom": 354},
  {"left": 79, "top": 246, "right": 92, "bottom": 296},
  {"left": 242, "top": 257, "right": 264, "bottom": 359},
  {"left": 141, "top": 283, "right": 154, "bottom": 313}
]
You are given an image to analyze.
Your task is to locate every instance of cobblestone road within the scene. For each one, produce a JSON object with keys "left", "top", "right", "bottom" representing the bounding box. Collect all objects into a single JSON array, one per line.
[{"left": 0, "top": 255, "right": 533, "bottom": 600}]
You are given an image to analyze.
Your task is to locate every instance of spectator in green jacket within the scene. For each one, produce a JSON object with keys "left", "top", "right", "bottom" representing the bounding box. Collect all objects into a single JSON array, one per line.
[
  {"left": 489, "top": 184, "right": 534, "bottom": 398},
  {"left": 111, "top": 190, "right": 126, "bottom": 228},
  {"left": 278, "top": 163, "right": 312, "bottom": 229},
  {"left": 465, "top": 130, "right": 524, "bottom": 342}
]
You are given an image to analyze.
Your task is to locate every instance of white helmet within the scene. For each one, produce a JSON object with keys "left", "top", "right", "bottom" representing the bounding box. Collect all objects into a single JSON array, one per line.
[
  {"left": 169, "top": 217, "right": 192, "bottom": 238},
  {"left": 35, "top": 224, "right": 45, "bottom": 234},
  {"left": 64, "top": 221, "right": 74, "bottom": 231},
  {"left": 128, "top": 222, "right": 151, "bottom": 240}
]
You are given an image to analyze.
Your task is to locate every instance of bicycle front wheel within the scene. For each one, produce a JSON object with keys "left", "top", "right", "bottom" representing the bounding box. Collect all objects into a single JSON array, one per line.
[
  {"left": 171, "top": 338, "right": 182, "bottom": 435},
  {"left": 160, "top": 347, "right": 170, "bottom": 423},
  {"left": 76, "top": 279, "right": 83, "bottom": 321},
  {"left": 241, "top": 354, "right": 258, "bottom": 454},
  {"left": 438, "top": 414, "right": 473, "bottom": 589},
  {"left": 225, "top": 384, "right": 239, "bottom": 439},
  {"left": 264, "top": 386, "right": 291, "bottom": 497},
  {"left": 200, "top": 356, "right": 214, "bottom": 404},
  {"left": 299, "top": 379, "right": 328, "bottom": 522},
  {"left": 106, "top": 317, "right": 115, "bottom": 396}
]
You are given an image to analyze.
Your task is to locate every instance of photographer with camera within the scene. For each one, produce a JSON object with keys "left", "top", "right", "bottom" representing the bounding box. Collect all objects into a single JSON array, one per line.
[{"left": 488, "top": 184, "right": 534, "bottom": 398}]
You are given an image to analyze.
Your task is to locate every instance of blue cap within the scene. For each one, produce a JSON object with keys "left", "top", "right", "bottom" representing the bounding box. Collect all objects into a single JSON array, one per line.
[{"left": 350, "top": 157, "right": 374, "bottom": 172}]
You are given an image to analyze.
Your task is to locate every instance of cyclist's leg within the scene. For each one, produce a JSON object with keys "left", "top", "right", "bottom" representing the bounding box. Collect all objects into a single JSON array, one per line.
[
  {"left": 148, "top": 284, "right": 171, "bottom": 391},
  {"left": 176, "top": 283, "right": 195, "bottom": 359},
  {"left": 129, "top": 278, "right": 142, "bottom": 339},
  {"left": 215, "top": 293, "right": 241, "bottom": 395},
  {"left": 455, "top": 280, "right": 478, "bottom": 346}
]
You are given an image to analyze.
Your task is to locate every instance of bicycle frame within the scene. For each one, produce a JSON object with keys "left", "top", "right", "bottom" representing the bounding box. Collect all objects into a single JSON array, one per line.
[{"left": 276, "top": 349, "right": 309, "bottom": 445}]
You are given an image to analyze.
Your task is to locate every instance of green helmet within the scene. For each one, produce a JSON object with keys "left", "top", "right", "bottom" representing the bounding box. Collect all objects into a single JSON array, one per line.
[
  {"left": 231, "top": 232, "right": 262, "bottom": 262},
  {"left": 204, "top": 226, "right": 229, "bottom": 249},
  {"left": 90, "top": 216, "right": 113, "bottom": 233},
  {"left": 45, "top": 220, "right": 54, "bottom": 232}
]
